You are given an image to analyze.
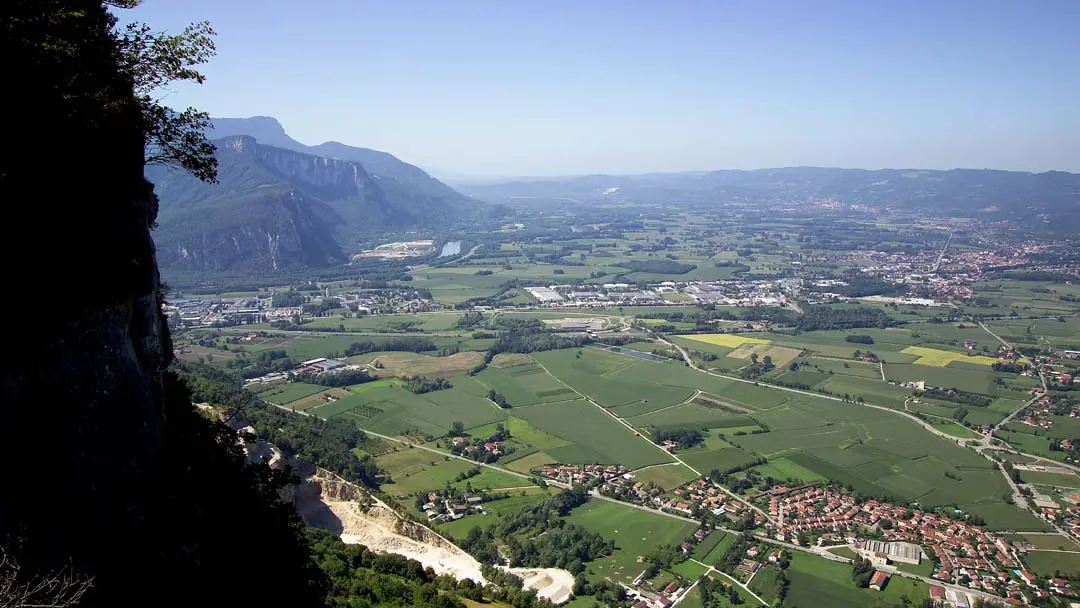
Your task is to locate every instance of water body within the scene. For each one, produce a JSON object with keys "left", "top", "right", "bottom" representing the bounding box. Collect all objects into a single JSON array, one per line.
[{"left": 438, "top": 241, "right": 462, "bottom": 258}]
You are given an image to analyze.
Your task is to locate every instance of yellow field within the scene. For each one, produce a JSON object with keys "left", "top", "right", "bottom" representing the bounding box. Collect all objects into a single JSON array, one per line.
[
  {"left": 682, "top": 334, "right": 771, "bottom": 348},
  {"left": 901, "top": 346, "right": 998, "bottom": 367}
]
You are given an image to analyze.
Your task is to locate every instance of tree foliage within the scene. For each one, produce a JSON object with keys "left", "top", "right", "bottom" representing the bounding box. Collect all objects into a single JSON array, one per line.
[
  {"left": 178, "top": 362, "right": 382, "bottom": 487},
  {"left": 112, "top": 8, "right": 219, "bottom": 181},
  {"left": 455, "top": 489, "right": 613, "bottom": 570}
]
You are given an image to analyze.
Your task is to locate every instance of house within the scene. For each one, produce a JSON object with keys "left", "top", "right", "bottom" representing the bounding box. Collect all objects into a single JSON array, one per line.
[
  {"left": 929, "top": 586, "right": 946, "bottom": 604},
  {"left": 869, "top": 571, "right": 890, "bottom": 591}
]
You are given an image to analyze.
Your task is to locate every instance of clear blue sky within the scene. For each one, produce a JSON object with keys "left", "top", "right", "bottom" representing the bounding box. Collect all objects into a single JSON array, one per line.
[{"left": 128, "top": 0, "right": 1079, "bottom": 176}]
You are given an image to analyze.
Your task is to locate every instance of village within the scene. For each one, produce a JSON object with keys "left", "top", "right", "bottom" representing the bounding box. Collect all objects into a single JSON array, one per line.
[
  {"left": 163, "top": 285, "right": 442, "bottom": 328},
  {"left": 531, "top": 463, "right": 1080, "bottom": 606}
]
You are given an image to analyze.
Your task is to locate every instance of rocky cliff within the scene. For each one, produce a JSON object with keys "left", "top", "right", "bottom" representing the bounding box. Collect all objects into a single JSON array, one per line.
[
  {"left": 149, "top": 132, "right": 476, "bottom": 273},
  {"left": 3, "top": 2, "right": 325, "bottom": 605}
]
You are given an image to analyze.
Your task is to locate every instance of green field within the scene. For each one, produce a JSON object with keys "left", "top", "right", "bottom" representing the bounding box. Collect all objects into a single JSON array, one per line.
[
  {"left": 825, "top": 547, "right": 858, "bottom": 560},
  {"left": 438, "top": 492, "right": 551, "bottom": 540},
  {"left": 692, "top": 531, "right": 728, "bottom": 560},
  {"left": 784, "top": 552, "right": 928, "bottom": 608},
  {"left": 680, "top": 447, "right": 760, "bottom": 475},
  {"left": 380, "top": 455, "right": 529, "bottom": 498},
  {"left": 504, "top": 416, "right": 571, "bottom": 450},
  {"left": 633, "top": 464, "right": 699, "bottom": 490},
  {"left": 1017, "top": 469, "right": 1080, "bottom": 489},
  {"left": 886, "top": 362, "right": 999, "bottom": 394},
  {"left": 670, "top": 559, "right": 709, "bottom": 581},
  {"left": 960, "top": 502, "right": 1050, "bottom": 532},
  {"left": 717, "top": 393, "right": 1033, "bottom": 526},
  {"left": 532, "top": 349, "right": 695, "bottom": 411},
  {"left": 256, "top": 382, "right": 327, "bottom": 405},
  {"left": 753, "top": 457, "right": 826, "bottom": 483},
  {"left": 311, "top": 376, "right": 507, "bottom": 437},
  {"left": 749, "top": 565, "right": 786, "bottom": 605},
  {"left": 474, "top": 364, "right": 578, "bottom": 406},
  {"left": 929, "top": 419, "right": 983, "bottom": 439},
  {"left": 514, "top": 399, "right": 675, "bottom": 469},
  {"left": 1024, "top": 550, "right": 1080, "bottom": 577},
  {"left": 628, "top": 403, "right": 756, "bottom": 429},
  {"left": 1005, "top": 533, "right": 1080, "bottom": 551},
  {"left": 564, "top": 499, "right": 698, "bottom": 586}
]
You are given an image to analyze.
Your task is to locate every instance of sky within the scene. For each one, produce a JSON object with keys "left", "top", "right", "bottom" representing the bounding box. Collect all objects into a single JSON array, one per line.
[{"left": 128, "top": 0, "right": 1080, "bottom": 177}]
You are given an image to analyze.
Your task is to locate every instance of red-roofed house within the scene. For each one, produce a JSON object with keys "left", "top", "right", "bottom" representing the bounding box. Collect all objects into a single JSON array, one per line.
[
  {"left": 929, "top": 585, "right": 946, "bottom": 604},
  {"left": 869, "top": 571, "right": 890, "bottom": 591}
]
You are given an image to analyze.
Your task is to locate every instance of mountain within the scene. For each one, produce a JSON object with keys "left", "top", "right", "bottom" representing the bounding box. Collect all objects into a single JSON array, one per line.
[
  {"left": 149, "top": 133, "right": 473, "bottom": 273},
  {"left": 461, "top": 167, "right": 1080, "bottom": 231},
  {"left": 210, "top": 116, "right": 465, "bottom": 205}
]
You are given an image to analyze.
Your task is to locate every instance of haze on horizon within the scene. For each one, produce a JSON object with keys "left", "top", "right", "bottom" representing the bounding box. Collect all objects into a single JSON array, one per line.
[{"left": 130, "top": 0, "right": 1080, "bottom": 177}]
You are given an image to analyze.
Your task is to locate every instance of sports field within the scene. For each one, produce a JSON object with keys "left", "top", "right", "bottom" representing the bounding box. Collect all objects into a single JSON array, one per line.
[
  {"left": 681, "top": 334, "right": 771, "bottom": 348},
  {"left": 901, "top": 346, "right": 998, "bottom": 367}
]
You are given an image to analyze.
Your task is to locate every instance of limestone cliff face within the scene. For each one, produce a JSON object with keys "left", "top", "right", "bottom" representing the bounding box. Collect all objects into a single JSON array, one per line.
[
  {"left": 4, "top": 3, "right": 328, "bottom": 605},
  {"left": 149, "top": 134, "right": 470, "bottom": 273}
]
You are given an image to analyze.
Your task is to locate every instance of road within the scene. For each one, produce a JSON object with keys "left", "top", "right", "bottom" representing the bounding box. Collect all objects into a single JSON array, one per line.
[
  {"left": 977, "top": 320, "right": 1049, "bottom": 440},
  {"left": 932, "top": 230, "right": 953, "bottom": 272},
  {"left": 357, "top": 428, "right": 556, "bottom": 487},
  {"left": 688, "top": 559, "right": 767, "bottom": 606},
  {"left": 654, "top": 333, "right": 977, "bottom": 446},
  {"left": 532, "top": 355, "right": 777, "bottom": 526},
  {"left": 654, "top": 326, "right": 1074, "bottom": 532},
  {"left": 279, "top": 399, "right": 1008, "bottom": 605}
]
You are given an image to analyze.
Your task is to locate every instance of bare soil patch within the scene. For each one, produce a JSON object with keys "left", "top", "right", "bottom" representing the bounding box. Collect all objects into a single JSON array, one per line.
[
  {"left": 728, "top": 343, "right": 772, "bottom": 359},
  {"left": 762, "top": 346, "right": 801, "bottom": 367},
  {"left": 287, "top": 387, "right": 352, "bottom": 411},
  {"left": 373, "top": 351, "right": 485, "bottom": 378}
]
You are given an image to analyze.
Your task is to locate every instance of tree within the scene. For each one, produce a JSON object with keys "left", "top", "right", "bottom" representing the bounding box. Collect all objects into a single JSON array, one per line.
[
  {"left": 450, "top": 422, "right": 465, "bottom": 436},
  {"left": 113, "top": 9, "right": 219, "bottom": 182},
  {"left": 0, "top": 545, "right": 92, "bottom": 608}
]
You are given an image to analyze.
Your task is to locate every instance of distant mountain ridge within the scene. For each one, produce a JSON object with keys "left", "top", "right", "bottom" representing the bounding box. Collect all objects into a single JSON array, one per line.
[
  {"left": 148, "top": 119, "right": 475, "bottom": 273},
  {"left": 209, "top": 117, "right": 463, "bottom": 204},
  {"left": 460, "top": 166, "right": 1080, "bottom": 232}
]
